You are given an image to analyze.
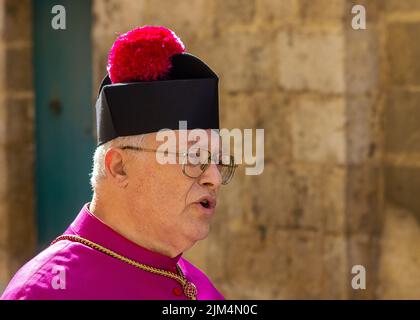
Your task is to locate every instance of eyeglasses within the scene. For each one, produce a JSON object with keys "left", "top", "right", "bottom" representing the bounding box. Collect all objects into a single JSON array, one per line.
[{"left": 120, "top": 146, "right": 238, "bottom": 185}]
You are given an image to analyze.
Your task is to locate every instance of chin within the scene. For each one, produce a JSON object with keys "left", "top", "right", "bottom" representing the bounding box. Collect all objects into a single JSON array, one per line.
[{"left": 188, "top": 223, "right": 211, "bottom": 242}]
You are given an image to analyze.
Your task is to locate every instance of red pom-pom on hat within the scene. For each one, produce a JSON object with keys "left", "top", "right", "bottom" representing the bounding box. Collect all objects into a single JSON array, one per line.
[{"left": 107, "top": 26, "right": 185, "bottom": 83}]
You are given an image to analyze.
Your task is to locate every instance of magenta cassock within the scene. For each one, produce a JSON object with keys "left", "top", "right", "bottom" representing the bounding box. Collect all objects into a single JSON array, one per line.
[{"left": 1, "top": 204, "right": 224, "bottom": 300}]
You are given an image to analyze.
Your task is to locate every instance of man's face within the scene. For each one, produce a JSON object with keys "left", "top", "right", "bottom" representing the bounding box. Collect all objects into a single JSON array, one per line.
[{"left": 123, "top": 129, "right": 223, "bottom": 246}]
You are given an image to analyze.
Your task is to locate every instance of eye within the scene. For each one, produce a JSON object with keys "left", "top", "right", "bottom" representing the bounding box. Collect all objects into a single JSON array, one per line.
[
  {"left": 186, "top": 150, "right": 200, "bottom": 166},
  {"left": 187, "top": 148, "right": 210, "bottom": 165}
]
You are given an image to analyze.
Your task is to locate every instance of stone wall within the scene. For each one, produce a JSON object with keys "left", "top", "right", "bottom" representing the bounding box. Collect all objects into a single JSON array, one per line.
[
  {"left": 0, "top": 0, "right": 36, "bottom": 292},
  {"left": 378, "top": 1, "right": 420, "bottom": 299}
]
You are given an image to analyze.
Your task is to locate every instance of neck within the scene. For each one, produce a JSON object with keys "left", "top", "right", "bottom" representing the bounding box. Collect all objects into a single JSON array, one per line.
[{"left": 89, "top": 194, "right": 183, "bottom": 258}]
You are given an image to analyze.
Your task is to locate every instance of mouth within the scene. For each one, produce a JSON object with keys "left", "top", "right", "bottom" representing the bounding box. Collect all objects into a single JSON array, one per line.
[{"left": 195, "top": 195, "right": 217, "bottom": 212}]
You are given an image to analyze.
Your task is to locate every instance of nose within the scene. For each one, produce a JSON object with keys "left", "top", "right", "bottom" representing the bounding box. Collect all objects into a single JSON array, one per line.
[{"left": 197, "top": 163, "right": 222, "bottom": 191}]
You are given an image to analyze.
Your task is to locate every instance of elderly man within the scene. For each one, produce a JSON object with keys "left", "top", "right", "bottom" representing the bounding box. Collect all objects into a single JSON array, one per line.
[{"left": 1, "top": 26, "right": 236, "bottom": 300}]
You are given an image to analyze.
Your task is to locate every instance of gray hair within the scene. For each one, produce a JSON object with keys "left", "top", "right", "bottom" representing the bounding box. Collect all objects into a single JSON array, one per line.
[{"left": 90, "top": 134, "right": 147, "bottom": 190}]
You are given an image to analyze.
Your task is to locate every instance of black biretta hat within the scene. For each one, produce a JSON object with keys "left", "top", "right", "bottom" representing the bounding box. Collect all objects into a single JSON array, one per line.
[{"left": 94, "top": 26, "right": 219, "bottom": 146}]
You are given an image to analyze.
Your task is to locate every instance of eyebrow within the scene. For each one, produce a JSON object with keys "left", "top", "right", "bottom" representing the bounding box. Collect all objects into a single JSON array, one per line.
[
  {"left": 187, "top": 139, "right": 198, "bottom": 147},
  {"left": 156, "top": 134, "right": 221, "bottom": 151}
]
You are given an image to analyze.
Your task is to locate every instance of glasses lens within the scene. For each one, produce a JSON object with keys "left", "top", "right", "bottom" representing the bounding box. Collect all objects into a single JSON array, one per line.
[
  {"left": 182, "top": 149, "right": 237, "bottom": 184},
  {"left": 182, "top": 149, "right": 210, "bottom": 178},
  {"left": 217, "top": 155, "right": 236, "bottom": 185}
]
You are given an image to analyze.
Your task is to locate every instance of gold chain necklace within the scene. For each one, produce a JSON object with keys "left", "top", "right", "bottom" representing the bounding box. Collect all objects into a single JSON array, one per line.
[{"left": 51, "top": 235, "right": 197, "bottom": 300}]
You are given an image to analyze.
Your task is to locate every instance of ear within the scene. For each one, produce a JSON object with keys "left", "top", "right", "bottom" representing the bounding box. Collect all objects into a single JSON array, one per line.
[{"left": 104, "top": 148, "right": 129, "bottom": 187}]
